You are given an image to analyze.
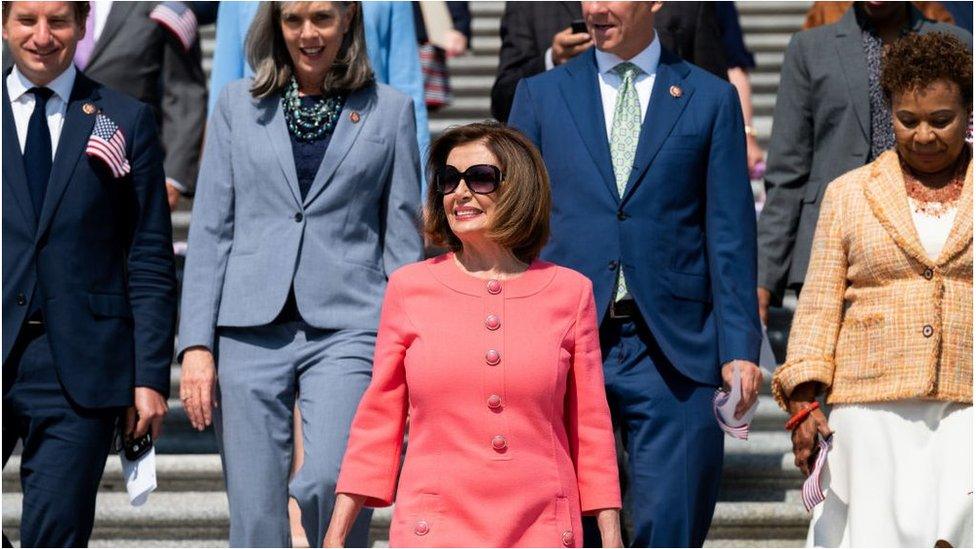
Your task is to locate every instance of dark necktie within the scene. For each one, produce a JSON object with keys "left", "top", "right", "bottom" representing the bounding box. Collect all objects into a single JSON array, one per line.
[{"left": 24, "top": 86, "right": 55, "bottom": 218}]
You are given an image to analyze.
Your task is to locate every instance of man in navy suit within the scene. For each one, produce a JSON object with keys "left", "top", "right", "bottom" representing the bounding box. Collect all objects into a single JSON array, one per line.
[
  {"left": 509, "top": 2, "right": 763, "bottom": 546},
  {"left": 2, "top": 2, "right": 176, "bottom": 545}
]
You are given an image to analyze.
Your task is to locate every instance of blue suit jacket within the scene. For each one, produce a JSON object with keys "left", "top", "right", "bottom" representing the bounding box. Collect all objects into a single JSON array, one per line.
[
  {"left": 2, "top": 71, "right": 177, "bottom": 408},
  {"left": 509, "top": 48, "right": 761, "bottom": 385}
]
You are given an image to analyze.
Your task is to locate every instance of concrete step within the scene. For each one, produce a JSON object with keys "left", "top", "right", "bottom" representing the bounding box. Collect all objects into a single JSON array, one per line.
[
  {"left": 740, "top": 14, "right": 807, "bottom": 34},
  {"left": 737, "top": 2, "right": 813, "bottom": 16},
  {"left": 3, "top": 455, "right": 225, "bottom": 493},
  {"left": 2, "top": 491, "right": 809, "bottom": 545}
]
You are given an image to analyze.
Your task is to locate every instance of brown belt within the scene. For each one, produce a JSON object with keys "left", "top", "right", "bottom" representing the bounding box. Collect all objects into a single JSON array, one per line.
[{"left": 609, "top": 299, "right": 638, "bottom": 320}]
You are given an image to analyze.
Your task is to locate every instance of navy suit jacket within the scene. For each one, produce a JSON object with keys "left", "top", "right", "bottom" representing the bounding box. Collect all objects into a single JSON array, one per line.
[
  {"left": 2, "top": 70, "right": 177, "bottom": 408},
  {"left": 508, "top": 48, "right": 761, "bottom": 385}
]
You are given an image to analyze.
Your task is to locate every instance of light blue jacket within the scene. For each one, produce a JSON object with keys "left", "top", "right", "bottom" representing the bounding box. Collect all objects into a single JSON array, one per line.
[{"left": 208, "top": 1, "right": 430, "bottom": 174}]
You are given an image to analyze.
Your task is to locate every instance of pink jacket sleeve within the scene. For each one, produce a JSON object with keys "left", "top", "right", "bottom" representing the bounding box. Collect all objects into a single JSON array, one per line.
[
  {"left": 336, "top": 277, "right": 412, "bottom": 507},
  {"left": 567, "top": 279, "right": 622, "bottom": 513}
]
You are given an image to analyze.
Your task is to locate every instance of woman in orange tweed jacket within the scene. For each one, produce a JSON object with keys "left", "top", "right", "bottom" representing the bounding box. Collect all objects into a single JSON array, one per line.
[{"left": 772, "top": 33, "right": 972, "bottom": 547}]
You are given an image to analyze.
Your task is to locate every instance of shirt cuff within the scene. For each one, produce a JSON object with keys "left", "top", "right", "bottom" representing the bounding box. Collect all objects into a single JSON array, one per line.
[
  {"left": 545, "top": 47, "right": 555, "bottom": 71},
  {"left": 165, "top": 177, "right": 187, "bottom": 194}
]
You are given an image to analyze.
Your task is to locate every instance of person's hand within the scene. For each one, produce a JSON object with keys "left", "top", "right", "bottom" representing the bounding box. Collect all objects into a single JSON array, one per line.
[
  {"left": 322, "top": 535, "right": 343, "bottom": 548},
  {"left": 595, "top": 508, "right": 623, "bottom": 548},
  {"left": 181, "top": 346, "right": 218, "bottom": 431},
  {"left": 442, "top": 29, "right": 468, "bottom": 58},
  {"left": 747, "top": 135, "right": 765, "bottom": 174},
  {"left": 787, "top": 383, "right": 832, "bottom": 477},
  {"left": 721, "top": 360, "right": 763, "bottom": 419},
  {"left": 757, "top": 287, "right": 772, "bottom": 327},
  {"left": 551, "top": 26, "right": 593, "bottom": 66},
  {"left": 165, "top": 181, "right": 181, "bottom": 211},
  {"left": 125, "top": 387, "right": 168, "bottom": 440}
]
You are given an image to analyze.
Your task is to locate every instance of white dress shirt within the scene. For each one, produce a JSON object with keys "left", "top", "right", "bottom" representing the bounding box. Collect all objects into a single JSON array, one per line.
[
  {"left": 6, "top": 63, "right": 77, "bottom": 158},
  {"left": 594, "top": 36, "right": 661, "bottom": 139}
]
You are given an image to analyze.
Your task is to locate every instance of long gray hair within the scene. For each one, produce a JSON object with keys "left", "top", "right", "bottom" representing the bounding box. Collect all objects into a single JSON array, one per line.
[{"left": 246, "top": 1, "right": 374, "bottom": 98}]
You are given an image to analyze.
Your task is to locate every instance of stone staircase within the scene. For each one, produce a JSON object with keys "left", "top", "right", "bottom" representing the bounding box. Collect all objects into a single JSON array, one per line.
[{"left": 4, "top": 2, "right": 813, "bottom": 547}]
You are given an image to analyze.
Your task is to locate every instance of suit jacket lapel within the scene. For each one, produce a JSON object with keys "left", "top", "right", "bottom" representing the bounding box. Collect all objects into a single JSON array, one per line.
[
  {"left": 86, "top": 2, "right": 135, "bottom": 69},
  {"left": 621, "top": 51, "right": 694, "bottom": 203},
  {"left": 862, "top": 151, "right": 932, "bottom": 266},
  {"left": 302, "top": 86, "right": 371, "bottom": 207},
  {"left": 35, "top": 75, "right": 99, "bottom": 240},
  {"left": 834, "top": 10, "right": 870, "bottom": 141},
  {"left": 936, "top": 157, "right": 973, "bottom": 265},
  {"left": 2, "top": 75, "right": 37, "bottom": 230},
  {"left": 558, "top": 51, "right": 618, "bottom": 204},
  {"left": 262, "top": 97, "right": 302, "bottom": 207}
]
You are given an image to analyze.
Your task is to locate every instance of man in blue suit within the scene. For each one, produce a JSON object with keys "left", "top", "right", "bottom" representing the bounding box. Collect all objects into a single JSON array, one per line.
[
  {"left": 2, "top": 2, "right": 176, "bottom": 545},
  {"left": 509, "top": 2, "right": 763, "bottom": 546}
]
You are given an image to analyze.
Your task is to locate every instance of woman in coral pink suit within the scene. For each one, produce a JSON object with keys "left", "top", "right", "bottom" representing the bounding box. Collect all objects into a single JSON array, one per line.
[{"left": 324, "top": 123, "right": 622, "bottom": 548}]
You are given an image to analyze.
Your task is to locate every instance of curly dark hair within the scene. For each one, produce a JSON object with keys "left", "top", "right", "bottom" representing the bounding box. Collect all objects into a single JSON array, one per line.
[{"left": 881, "top": 32, "right": 973, "bottom": 109}]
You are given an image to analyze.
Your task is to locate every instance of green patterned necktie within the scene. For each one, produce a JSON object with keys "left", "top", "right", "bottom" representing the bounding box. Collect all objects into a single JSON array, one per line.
[{"left": 609, "top": 62, "right": 642, "bottom": 302}]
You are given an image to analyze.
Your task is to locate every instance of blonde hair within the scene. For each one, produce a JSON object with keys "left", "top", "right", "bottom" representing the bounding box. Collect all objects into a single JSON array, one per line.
[{"left": 246, "top": 1, "right": 374, "bottom": 99}]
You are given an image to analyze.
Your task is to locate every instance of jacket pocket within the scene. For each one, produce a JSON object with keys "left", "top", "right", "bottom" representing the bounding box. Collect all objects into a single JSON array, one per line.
[
  {"left": 554, "top": 496, "right": 576, "bottom": 547},
  {"left": 88, "top": 293, "right": 132, "bottom": 319},
  {"left": 409, "top": 493, "right": 441, "bottom": 542},
  {"left": 834, "top": 313, "right": 884, "bottom": 379},
  {"left": 665, "top": 270, "right": 712, "bottom": 303}
]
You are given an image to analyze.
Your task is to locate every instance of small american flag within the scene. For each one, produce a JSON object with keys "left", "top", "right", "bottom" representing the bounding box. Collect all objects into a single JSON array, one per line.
[
  {"left": 712, "top": 389, "right": 751, "bottom": 440},
  {"left": 86, "top": 114, "right": 131, "bottom": 178},
  {"left": 802, "top": 434, "right": 832, "bottom": 512},
  {"left": 150, "top": 2, "right": 198, "bottom": 52}
]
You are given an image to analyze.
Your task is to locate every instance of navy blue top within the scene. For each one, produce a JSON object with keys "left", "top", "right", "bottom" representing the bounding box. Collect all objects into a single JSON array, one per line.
[
  {"left": 288, "top": 95, "right": 339, "bottom": 201},
  {"left": 715, "top": 1, "right": 755, "bottom": 70}
]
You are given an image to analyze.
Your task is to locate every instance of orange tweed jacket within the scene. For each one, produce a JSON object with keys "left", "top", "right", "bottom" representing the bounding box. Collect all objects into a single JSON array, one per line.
[{"left": 773, "top": 151, "right": 973, "bottom": 410}]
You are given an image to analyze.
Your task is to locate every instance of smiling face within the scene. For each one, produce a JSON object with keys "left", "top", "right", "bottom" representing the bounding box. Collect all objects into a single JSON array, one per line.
[
  {"left": 892, "top": 79, "right": 969, "bottom": 174},
  {"left": 442, "top": 141, "right": 503, "bottom": 246},
  {"left": 581, "top": 1, "right": 660, "bottom": 60},
  {"left": 2, "top": 2, "right": 84, "bottom": 86},
  {"left": 280, "top": 1, "right": 352, "bottom": 92}
]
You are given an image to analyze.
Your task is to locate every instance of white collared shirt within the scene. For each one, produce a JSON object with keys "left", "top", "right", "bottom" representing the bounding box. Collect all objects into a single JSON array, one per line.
[
  {"left": 594, "top": 35, "right": 661, "bottom": 139},
  {"left": 6, "top": 64, "right": 77, "bottom": 157}
]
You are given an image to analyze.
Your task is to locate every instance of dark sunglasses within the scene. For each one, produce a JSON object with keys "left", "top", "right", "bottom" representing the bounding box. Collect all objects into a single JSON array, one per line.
[{"left": 436, "top": 164, "right": 504, "bottom": 195}]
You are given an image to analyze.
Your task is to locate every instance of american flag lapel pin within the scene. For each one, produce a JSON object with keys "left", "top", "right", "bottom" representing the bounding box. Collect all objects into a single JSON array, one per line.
[
  {"left": 82, "top": 102, "right": 97, "bottom": 115},
  {"left": 350, "top": 111, "right": 361, "bottom": 123},
  {"left": 669, "top": 85, "right": 683, "bottom": 99}
]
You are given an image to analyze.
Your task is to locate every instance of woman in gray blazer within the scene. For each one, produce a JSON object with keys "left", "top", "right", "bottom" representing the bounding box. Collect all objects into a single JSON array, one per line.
[{"left": 176, "top": 2, "right": 423, "bottom": 546}]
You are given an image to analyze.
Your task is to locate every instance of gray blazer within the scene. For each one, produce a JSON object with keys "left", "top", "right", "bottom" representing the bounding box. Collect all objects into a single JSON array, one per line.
[
  {"left": 177, "top": 80, "right": 423, "bottom": 356},
  {"left": 756, "top": 7, "right": 971, "bottom": 303},
  {"left": 81, "top": 2, "right": 207, "bottom": 196}
]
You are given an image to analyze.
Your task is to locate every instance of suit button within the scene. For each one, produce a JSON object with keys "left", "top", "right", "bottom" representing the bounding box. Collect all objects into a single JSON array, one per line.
[
  {"left": 922, "top": 325, "right": 934, "bottom": 338},
  {"left": 487, "top": 394, "right": 502, "bottom": 409},
  {"left": 923, "top": 268, "right": 934, "bottom": 280},
  {"left": 562, "top": 530, "right": 574, "bottom": 546},
  {"left": 16, "top": 293, "right": 26, "bottom": 306},
  {"left": 608, "top": 260, "right": 619, "bottom": 271},
  {"left": 491, "top": 435, "right": 507, "bottom": 451},
  {"left": 485, "top": 314, "right": 500, "bottom": 331},
  {"left": 294, "top": 212, "right": 304, "bottom": 222},
  {"left": 617, "top": 211, "right": 628, "bottom": 221},
  {"left": 487, "top": 279, "right": 502, "bottom": 295},
  {"left": 485, "top": 349, "right": 501, "bottom": 365},
  {"left": 414, "top": 520, "right": 429, "bottom": 536}
]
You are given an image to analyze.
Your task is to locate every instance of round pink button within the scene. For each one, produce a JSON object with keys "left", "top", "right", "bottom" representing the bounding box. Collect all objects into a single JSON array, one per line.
[
  {"left": 487, "top": 279, "right": 502, "bottom": 294},
  {"left": 491, "top": 435, "right": 508, "bottom": 451},
  {"left": 561, "top": 530, "right": 574, "bottom": 546},
  {"left": 485, "top": 314, "right": 500, "bottom": 330},
  {"left": 414, "top": 521, "right": 430, "bottom": 536},
  {"left": 485, "top": 349, "right": 501, "bottom": 365},
  {"left": 488, "top": 394, "right": 502, "bottom": 409}
]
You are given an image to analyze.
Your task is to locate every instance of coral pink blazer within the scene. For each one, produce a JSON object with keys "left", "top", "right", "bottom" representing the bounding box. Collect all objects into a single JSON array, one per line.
[{"left": 336, "top": 254, "right": 621, "bottom": 547}]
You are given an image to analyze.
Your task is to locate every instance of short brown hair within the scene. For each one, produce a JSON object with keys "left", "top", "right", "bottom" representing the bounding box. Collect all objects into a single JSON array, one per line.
[
  {"left": 2, "top": 2, "right": 90, "bottom": 25},
  {"left": 881, "top": 32, "right": 973, "bottom": 109},
  {"left": 247, "top": 1, "right": 374, "bottom": 99},
  {"left": 424, "top": 122, "right": 551, "bottom": 264}
]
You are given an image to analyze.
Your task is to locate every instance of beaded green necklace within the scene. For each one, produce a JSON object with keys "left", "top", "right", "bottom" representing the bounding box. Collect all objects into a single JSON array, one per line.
[{"left": 282, "top": 77, "right": 345, "bottom": 141}]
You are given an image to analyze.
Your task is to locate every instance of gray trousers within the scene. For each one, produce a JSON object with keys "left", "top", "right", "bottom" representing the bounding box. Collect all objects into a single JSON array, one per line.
[{"left": 215, "top": 322, "right": 374, "bottom": 547}]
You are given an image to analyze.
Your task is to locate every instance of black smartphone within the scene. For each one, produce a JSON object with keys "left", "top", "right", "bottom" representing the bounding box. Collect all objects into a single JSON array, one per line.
[
  {"left": 571, "top": 19, "right": 588, "bottom": 34},
  {"left": 123, "top": 432, "right": 153, "bottom": 461}
]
